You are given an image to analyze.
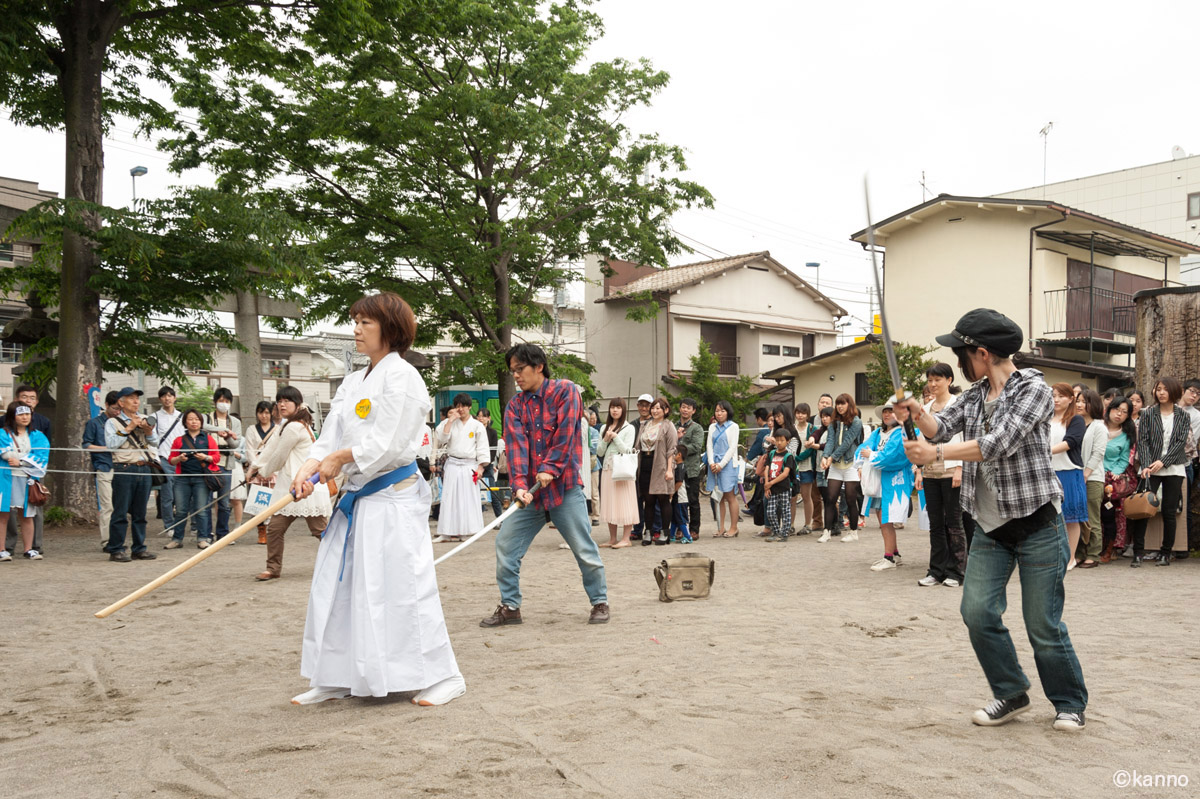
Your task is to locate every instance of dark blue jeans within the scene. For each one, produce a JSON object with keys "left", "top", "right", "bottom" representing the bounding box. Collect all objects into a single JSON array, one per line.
[
  {"left": 208, "top": 468, "right": 232, "bottom": 539},
  {"left": 157, "top": 456, "right": 176, "bottom": 533},
  {"left": 106, "top": 464, "right": 151, "bottom": 555},
  {"left": 960, "top": 515, "right": 1088, "bottom": 713},
  {"left": 172, "top": 474, "right": 213, "bottom": 542},
  {"left": 482, "top": 464, "right": 503, "bottom": 516}
]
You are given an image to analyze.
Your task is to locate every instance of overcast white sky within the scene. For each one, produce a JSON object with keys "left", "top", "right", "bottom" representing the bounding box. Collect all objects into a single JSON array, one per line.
[{"left": 3, "top": 0, "right": 1199, "bottom": 339}]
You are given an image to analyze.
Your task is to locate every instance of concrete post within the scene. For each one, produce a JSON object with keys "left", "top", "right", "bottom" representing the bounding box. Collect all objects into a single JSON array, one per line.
[{"left": 234, "top": 289, "right": 263, "bottom": 415}]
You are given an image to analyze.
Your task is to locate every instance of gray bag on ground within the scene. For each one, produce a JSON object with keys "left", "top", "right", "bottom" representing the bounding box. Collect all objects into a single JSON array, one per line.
[{"left": 653, "top": 553, "right": 715, "bottom": 602}]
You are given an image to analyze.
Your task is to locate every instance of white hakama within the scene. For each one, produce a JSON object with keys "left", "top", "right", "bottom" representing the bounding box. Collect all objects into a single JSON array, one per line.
[
  {"left": 298, "top": 350, "right": 461, "bottom": 697},
  {"left": 302, "top": 476, "right": 459, "bottom": 696},
  {"left": 438, "top": 456, "right": 484, "bottom": 537}
]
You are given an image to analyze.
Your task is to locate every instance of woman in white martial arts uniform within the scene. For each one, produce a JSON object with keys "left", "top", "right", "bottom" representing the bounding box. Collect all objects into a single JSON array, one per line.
[
  {"left": 432, "top": 393, "right": 489, "bottom": 543},
  {"left": 289, "top": 292, "right": 465, "bottom": 707}
]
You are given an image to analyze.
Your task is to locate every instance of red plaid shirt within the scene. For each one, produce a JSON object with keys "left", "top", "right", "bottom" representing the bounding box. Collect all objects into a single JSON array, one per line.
[{"left": 504, "top": 378, "right": 583, "bottom": 510}]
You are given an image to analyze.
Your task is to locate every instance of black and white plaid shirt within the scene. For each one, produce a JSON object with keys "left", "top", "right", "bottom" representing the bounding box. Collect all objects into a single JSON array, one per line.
[{"left": 929, "top": 368, "right": 1063, "bottom": 519}]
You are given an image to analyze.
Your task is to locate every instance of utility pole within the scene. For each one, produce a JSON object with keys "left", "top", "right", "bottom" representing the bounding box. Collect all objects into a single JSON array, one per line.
[{"left": 1039, "top": 122, "right": 1054, "bottom": 198}]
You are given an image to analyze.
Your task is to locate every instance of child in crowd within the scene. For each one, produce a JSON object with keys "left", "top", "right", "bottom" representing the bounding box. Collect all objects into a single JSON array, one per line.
[
  {"left": 764, "top": 428, "right": 796, "bottom": 542},
  {"left": 670, "top": 443, "right": 692, "bottom": 543}
]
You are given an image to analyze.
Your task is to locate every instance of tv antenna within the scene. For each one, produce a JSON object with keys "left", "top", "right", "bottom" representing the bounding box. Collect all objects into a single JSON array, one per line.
[{"left": 1039, "top": 122, "right": 1054, "bottom": 197}]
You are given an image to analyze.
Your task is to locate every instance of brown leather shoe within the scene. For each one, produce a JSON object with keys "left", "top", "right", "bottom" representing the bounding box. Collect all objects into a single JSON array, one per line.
[
  {"left": 480, "top": 604, "right": 522, "bottom": 627},
  {"left": 254, "top": 571, "right": 280, "bottom": 581},
  {"left": 588, "top": 603, "right": 610, "bottom": 624}
]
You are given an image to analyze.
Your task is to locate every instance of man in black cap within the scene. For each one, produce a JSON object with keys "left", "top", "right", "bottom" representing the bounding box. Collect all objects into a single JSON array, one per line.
[
  {"left": 900, "top": 308, "right": 1088, "bottom": 732},
  {"left": 103, "top": 387, "right": 159, "bottom": 562}
]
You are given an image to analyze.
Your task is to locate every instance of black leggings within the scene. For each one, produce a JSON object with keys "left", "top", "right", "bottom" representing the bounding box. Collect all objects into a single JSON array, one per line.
[
  {"left": 824, "top": 479, "right": 860, "bottom": 532},
  {"left": 637, "top": 452, "right": 668, "bottom": 532},
  {"left": 1128, "top": 474, "right": 1184, "bottom": 554}
]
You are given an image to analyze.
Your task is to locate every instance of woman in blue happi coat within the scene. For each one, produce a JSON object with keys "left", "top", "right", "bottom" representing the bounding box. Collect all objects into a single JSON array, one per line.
[
  {"left": 856, "top": 400, "right": 920, "bottom": 572},
  {"left": 0, "top": 402, "right": 50, "bottom": 561}
]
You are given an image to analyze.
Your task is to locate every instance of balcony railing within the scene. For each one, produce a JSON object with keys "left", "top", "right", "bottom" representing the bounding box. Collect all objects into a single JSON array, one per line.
[
  {"left": 716, "top": 353, "right": 740, "bottom": 375},
  {"left": 1043, "top": 287, "right": 1136, "bottom": 342}
]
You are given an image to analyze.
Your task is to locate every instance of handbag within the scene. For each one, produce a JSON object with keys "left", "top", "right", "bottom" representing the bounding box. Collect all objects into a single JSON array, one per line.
[
  {"left": 27, "top": 479, "right": 49, "bottom": 506},
  {"left": 859, "top": 457, "right": 882, "bottom": 499},
  {"left": 1123, "top": 480, "right": 1161, "bottom": 520},
  {"left": 611, "top": 450, "right": 638, "bottom": 482},
  {"left": 653, "top": 553, "right": 715, "bottom": 602}
]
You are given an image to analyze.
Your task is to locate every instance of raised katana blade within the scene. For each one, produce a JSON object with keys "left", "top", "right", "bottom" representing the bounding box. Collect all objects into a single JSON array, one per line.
[
  {"left": 432, "top": 484, "right": 540, "bottom": 567},
  {"left": 865, "top": 177, "right": 917, "bottom": 439}
]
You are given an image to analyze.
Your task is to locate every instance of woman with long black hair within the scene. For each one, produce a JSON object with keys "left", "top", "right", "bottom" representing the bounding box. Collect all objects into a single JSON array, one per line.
[{"left": 821, "top": 393, "right": 863, "bottom": 542}]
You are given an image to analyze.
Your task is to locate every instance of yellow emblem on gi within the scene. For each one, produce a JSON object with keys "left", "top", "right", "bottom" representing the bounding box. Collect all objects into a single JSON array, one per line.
[
  {"left": 355, "top": 399, "right": 371, "bottom": 419},
  {"left": 468, "top": 431, "right": 474, "bottom": 438}
]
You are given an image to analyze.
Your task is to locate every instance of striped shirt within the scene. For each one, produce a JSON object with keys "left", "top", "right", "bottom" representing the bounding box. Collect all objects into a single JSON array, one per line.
[{"left": 928, "top": 368, "right": 1062, "bottom": 520}]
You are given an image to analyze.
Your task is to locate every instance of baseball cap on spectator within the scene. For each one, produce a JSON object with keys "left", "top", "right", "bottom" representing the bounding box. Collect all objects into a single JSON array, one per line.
[
  {"left": 116, "top": 387, "right": 144, "bottom": 399},
  {"left": 637, "top": 393, "right": 654, "bottom": 404}
]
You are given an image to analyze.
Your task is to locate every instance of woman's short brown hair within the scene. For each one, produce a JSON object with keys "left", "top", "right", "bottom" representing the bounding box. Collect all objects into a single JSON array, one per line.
[
  {"left": 651, "top": 396, "right": 672, "bottom": 414},
  {"left": 349, "top": 292, "right": 416, "bottom": 355},
  {"left": 1155, "top": 376, "right": 1184, "bottom": 404}
]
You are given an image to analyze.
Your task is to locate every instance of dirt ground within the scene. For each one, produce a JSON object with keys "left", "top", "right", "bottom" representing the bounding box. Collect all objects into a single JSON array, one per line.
[{"left": 2, "top": 510, "right": 1197, "bottom": 799}]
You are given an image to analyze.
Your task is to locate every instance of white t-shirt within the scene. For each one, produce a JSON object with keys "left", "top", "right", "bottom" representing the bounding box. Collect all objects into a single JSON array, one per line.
[
  {"left": 151, "top": 409, "right": 183, "bottom": 460},
  {"left": 1159, "top": 411, "right": 1186, "bottom": 478}
]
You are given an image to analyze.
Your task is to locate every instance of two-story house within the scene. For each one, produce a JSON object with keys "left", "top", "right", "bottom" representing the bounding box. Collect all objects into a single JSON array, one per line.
[
  {"left": 584, "top": 251, "right": 847, "bottom": 402},
  {"left": 762, "top": 195, "right": 1200, "bottom": 416}
]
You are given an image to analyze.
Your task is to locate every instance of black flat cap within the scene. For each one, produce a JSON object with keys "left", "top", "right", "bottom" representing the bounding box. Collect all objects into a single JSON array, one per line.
[{"left": 935, "top": 309, "right": 1024, "bottom": 358}]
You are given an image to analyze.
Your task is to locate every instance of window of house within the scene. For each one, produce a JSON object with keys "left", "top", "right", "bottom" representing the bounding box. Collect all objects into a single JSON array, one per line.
[
  {"left": 0, "top": 342, "right": 22, "bottom": 363},
  {"left": 803, "top": 334, "right": 815, "bottom": 359},
  {"left": 762, "top": 344, "right": 780, "bottom": 356},
  {"left": 782, "top": 345, "right": 799, "bottom": 358},
  {"left": 542, "top": 319, "right": 554, "bottom": 334},
  {"left": 0, "top": 243, "right": 12, "bottom": 262},
  {"left": 854, "top": 373, "right": 870, "bottom": 405},
  {"left": 262, "top": 359, "right": 289, "bottom": 379},
  {"left": 1189, "top": 192, "right": 1200, "bottom": 220}
]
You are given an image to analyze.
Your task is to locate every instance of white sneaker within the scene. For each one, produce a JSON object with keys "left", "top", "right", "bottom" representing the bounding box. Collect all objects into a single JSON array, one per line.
[
  {"left": 291, "top": 686, "right": 351, "bottom": 705},
  {"left": 24, "top": 550, "right": 42, "bottom": 560},
  {"left": 412, "top": 673, "right": 466, "bottom": 707},
  {"left": 841, "top": 531, "right": 859, "bottom": 543},
  {"left": 870, "top": 557, "right": 897, "bottom": 571},
  {"left": 164, "top": 540, "right": 182, "bottom": 550},
  {"left": 817, "top": 531, "right": 831, "bottom": 543},
  {"left": 197, "top": 540, "right": 211, "bottom": 550},
  {"left": 942, "top": 577, "right": 961, "bottom": 587},
  {"left": 0, "top": 550, "right": 11, "bottom": 562},
  {"left": 917, "top": 575, "right": 940, "bottom": 587}
]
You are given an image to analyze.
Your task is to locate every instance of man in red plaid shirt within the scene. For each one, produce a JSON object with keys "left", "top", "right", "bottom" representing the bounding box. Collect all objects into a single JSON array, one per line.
[{"left": 480, "top": 344, "right": 610, "bottom": 627}]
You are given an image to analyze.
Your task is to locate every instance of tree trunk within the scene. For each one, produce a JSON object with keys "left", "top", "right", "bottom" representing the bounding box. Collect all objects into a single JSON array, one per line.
[
  {"left": 1135, "top": 286, "right": 1200, "bottom": 391},
  {"left": 53, "top": 1, "right": 113, "bottom": 519}
]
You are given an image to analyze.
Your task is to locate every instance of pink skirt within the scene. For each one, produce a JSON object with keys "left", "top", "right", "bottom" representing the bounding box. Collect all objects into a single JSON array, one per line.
[{"left": 599, "top": 469, "right": 639, "bottom": 526}]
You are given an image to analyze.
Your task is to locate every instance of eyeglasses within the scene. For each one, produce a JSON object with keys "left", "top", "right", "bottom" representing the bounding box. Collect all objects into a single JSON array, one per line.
[{"left": 510, "top": 363, "right": 529, "bottom": 375}]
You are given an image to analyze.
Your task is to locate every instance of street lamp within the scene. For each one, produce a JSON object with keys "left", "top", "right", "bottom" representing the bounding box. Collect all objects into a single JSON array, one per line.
[
  {"left": 804, "top": 262, "right": 820, "bottom": 291},
  {"left": 130, "top": 165, "right": 148, "bottom": 202}
]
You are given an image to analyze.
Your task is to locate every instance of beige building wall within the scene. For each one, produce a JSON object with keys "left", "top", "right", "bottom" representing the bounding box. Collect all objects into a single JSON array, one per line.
[
  {"left": 881, "top": 206, "right": 1048, "bottom": 366},
  {"left": 584, "top": 254, "right": 667, "bottom": 401},
  {"left": 995, "top": 155, "right": 1200, "bottom": 247}
]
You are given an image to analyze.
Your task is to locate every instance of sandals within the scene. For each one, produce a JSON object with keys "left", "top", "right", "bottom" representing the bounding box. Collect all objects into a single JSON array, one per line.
[{"left": 721, "top": 530, "right": 740, "bottom": 538}]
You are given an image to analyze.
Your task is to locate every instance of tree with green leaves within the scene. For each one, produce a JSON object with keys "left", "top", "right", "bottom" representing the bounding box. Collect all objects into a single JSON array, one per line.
[
  {"left": 661, "top": 340, "right": 761, "bottom": 423},
  {"left": 0, "top": 0, "right": 387, "bottom": 514},
  {"left": 1, "top": 190, "right": 309, "bottom": 386},
  {"left": 165, "top": 0, "right": 711, "bottom": 413},
  {"left": 865, "top": 340, "right": 937, "bottom": 404}
]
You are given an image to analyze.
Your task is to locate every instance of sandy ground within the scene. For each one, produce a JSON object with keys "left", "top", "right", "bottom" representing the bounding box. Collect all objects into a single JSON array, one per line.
[{"left": 2, "top": 506, "right": 1198, "bottom": 799}]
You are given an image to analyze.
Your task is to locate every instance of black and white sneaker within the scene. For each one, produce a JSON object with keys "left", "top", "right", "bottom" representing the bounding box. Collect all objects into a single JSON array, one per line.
[
  {"left": 971, "top": 693, "right": 1031, "bottom": 726},
  {"left": 24, "top": 549, "right": 43, "bottom": 560},
  {"left": 1052, "top": 711, "right": 1085, "bottom": 731}
]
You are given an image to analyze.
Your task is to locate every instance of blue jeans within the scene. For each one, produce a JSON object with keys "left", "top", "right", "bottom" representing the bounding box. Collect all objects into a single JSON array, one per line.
[
  {"left": 106, "top": 464, "right": 151, "bottom": 555},
  {"left": 960, "top": 516, "right": 1088, "bottom": 712},
  {"left": 157, "top": 456, "right": 176, "bottom": 532},
  {"left": 208, "top": 468, "right": 231, "bottom": 539},
  {"left": 482, "top": 464, "right": 503, "bottom": 516},
  {"left": 495, "top": 486, "right": 607, "bottom": 608},
  {"left": 172, "top": 473, "right": 213, "bottom": 542}
]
